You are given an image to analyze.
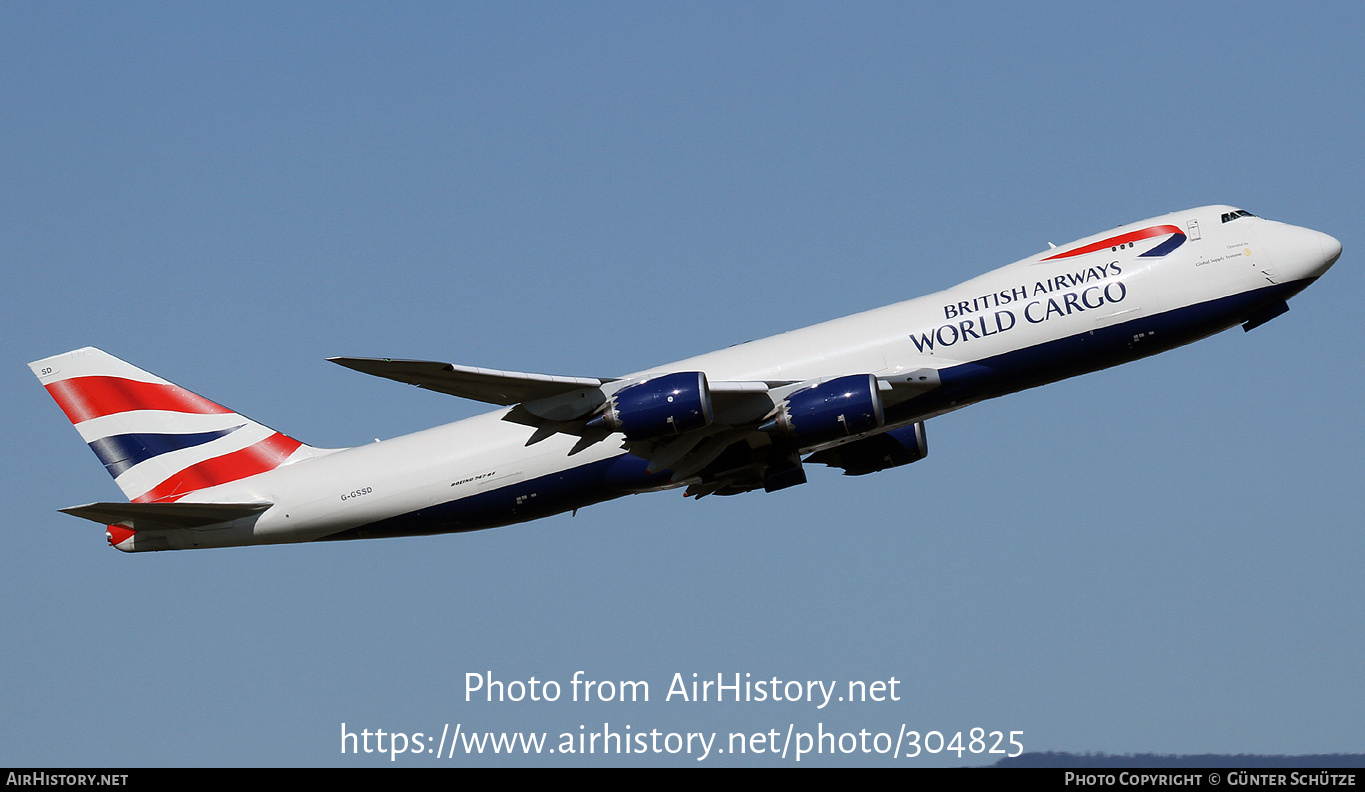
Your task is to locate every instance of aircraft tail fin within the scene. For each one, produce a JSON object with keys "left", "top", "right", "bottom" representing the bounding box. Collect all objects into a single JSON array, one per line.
[{"left": 29, "top": 347, "right": 313, "bottom": 503}]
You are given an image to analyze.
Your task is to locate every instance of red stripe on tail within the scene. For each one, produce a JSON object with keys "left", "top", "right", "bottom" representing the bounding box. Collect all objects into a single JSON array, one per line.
[
  {"left": 46, "top": 376, "right": 231, "bottom": 424},
  {"left": 134, "top": 433, "right": 304, "bottom": 503}
]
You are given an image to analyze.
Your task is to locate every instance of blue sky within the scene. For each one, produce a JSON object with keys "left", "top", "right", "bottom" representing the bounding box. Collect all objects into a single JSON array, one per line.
[{"left": 2, "top": 2, "right": 1361, "bottom": 766}]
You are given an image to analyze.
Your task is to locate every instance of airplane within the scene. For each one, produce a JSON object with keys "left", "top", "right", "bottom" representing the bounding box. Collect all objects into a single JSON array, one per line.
[{"left": 30, "top": 205, "right": 1341, "bottom": 552}]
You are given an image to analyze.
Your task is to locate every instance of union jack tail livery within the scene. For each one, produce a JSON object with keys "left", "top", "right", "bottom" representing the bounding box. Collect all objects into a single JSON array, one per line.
[{"left": 29, "top": 347, "right": 313, "bottom": 505}]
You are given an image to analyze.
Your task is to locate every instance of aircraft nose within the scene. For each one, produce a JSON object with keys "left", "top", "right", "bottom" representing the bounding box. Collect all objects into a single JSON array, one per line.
[
  {"left": 1261, "top": 223, "right": 1341, "bottom": 281},
  {"left": 1317, "top": 230, "right": 1343, "bottom": 274}
]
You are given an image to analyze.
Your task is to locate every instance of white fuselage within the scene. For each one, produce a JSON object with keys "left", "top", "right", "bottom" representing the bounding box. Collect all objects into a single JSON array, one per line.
[{"left": 146, "top": 206, "right": 1341, "bottom": 550}]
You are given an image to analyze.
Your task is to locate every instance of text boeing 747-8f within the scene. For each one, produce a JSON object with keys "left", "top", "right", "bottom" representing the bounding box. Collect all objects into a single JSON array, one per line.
[{"left": 31, "top": 206, "right": 1341, "bottom": 552}]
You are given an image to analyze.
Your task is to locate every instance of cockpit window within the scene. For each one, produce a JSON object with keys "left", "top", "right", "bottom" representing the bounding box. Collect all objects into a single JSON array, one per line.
[{"left": 1221, "top": 209, "right": 1257, "bottom": 223}]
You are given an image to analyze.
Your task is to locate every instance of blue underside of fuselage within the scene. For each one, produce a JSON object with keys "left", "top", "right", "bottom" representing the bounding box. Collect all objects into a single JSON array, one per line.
[{"left": 319, "top": 279, "right": 1309, "bottom": 543}]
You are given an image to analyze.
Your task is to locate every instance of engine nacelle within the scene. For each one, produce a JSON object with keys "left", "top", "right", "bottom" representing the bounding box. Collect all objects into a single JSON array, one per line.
[
  {"left": 806, "top": 421, "right": 928, "bottom": 476},
  {"left": 761, "top": 373, "right": 884, "bottom": 445},
  {"left": 591, "top": 371, "right": 713, "bottom": 440}
]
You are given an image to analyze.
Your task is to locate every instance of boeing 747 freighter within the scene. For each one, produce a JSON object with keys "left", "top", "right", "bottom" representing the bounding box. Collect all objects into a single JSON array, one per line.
[{"left": 31, "top": 206, "right": 1341, "bottom": 552}]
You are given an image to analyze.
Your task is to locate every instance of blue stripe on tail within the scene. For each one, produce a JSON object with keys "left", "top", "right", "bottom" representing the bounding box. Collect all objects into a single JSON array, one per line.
[{"left": 87, "top": 426, "right": 243, "bottom": 478}]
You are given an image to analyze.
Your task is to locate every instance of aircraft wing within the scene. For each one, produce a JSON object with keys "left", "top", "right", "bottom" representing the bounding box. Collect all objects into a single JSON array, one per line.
[
  {"left": 329, "top": 357, "right": 612, "bottom": 406},
  {"left": 331, "top": 354, "right": 944, "bottom": 494}
]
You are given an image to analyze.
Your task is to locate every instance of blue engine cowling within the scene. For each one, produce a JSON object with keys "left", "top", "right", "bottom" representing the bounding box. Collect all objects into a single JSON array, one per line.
[
  {"left": 761, "top": 373, "right": 885, "bottom": 445},
  {"left": 806, "top": 421, "right": 928, "bottom": 475},
  {"left": 592, "top": 371, "right": 714, "bottom": 440}
]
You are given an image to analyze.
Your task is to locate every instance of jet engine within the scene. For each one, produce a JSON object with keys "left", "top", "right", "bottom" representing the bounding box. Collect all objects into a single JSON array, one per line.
[
  {"left": 588, "top": 371, "right": 713, "bottom": 440},
  {"left": 760, "top": 374, "right": 884, "bottom": 445},
  {"left": 806, "top": 421, "right": 928, "bottom": 475}
]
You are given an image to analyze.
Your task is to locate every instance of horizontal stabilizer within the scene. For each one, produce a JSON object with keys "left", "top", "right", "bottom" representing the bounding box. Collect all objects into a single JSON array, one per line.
[
  {"left": 329, "top": 357, "right": 611, "bottom": 406},
  {"left": 60, "top": 501, "right": 272, "bottom": 530}
]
